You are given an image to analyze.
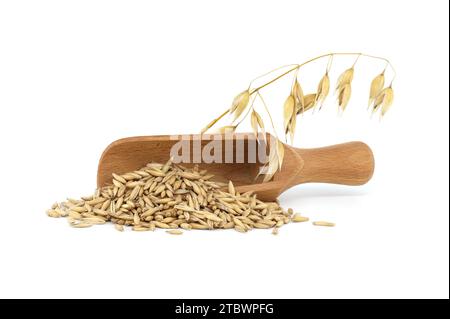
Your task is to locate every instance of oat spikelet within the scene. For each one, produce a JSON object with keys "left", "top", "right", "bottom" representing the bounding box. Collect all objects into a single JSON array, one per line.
[
  {"left": 316, "top": 72, "right": 330, "bottom": 109},
  {"left": 287, "top": 112, "right": 296, "bottom": 143},
  {"left": 216, "top": 125, "right": 237, "bottom": 134},
  {"left": 381, "top": 87, "right": 394, "bottom": 116},
  {"left": 276, "top": 140, "right": 285, "bottom": 171},
  {"left": 292, "top": 80, "right": 304, "bottom": 114},
  {"left": 261, "top": 163, "right": 277, "bottom": 183},
  {"left": 285, "top": 85, "right": 301, "bottom": 142},
  {"left": 229, "top": 90, "right": 250, "bottom": 121},
  {"left": 261, "top": 142, "right": 279, "bottom": 182},
  {"left": 250, "top": 110, "right": 265, "bottom": 140},
  {"left": 336, "top": 67, "right": 354, "bottom": 91},
  {"left": 338, "top": 84, "right": 352, "bottom": 111},
  {"left": 283, "top": 95, "right": 295, "bottom": 133},
  {"left": 368, "top": 72, "right": 385, "bottom": 107},
  {"left": 297, "top": 94, "right": 317, "bottom": 114},
  {"left": 373, "top": 86, "right": 394, "bottom": 116},
  {"left": 335, "top": 67, "right": 354, "bottom": 112}
]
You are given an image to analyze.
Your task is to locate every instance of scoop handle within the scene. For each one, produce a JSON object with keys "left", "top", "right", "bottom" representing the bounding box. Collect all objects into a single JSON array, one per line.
[{"left": 293, "top": 142, "right": 374, "bottom": 185}]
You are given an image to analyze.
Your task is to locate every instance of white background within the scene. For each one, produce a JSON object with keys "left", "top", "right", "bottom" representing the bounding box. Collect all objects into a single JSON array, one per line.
[{"left": 0, "top": 0, "right": 448, "bottom": 299}]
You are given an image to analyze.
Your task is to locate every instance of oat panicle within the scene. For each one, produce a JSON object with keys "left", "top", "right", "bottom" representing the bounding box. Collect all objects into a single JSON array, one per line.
[{"left": 201, "top": 53, "right": 395, "bottom": 181}]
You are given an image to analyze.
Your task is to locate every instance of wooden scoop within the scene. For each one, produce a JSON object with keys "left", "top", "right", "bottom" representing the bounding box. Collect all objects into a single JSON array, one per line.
[{"left": 97, "top": 133, "right": 374, "bottom": 201}]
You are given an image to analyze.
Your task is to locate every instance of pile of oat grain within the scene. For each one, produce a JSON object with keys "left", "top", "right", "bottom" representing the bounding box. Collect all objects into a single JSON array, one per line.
[{"left": 47, "top": 160, "right": 331, "bottom": 234}]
